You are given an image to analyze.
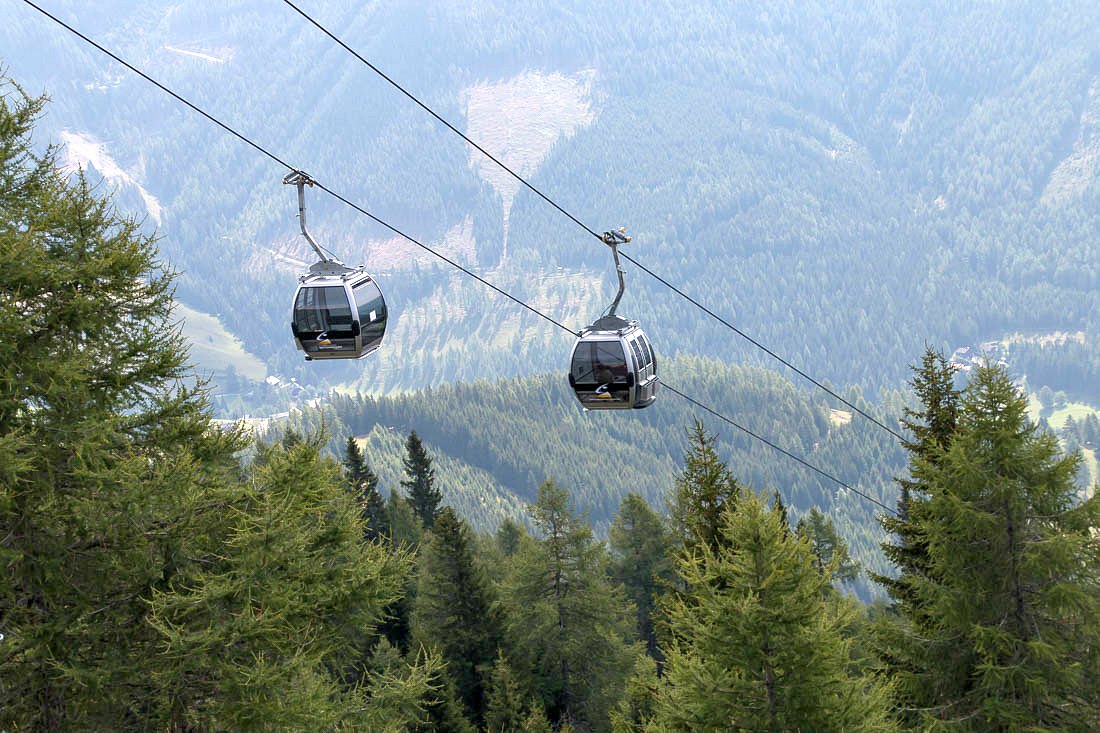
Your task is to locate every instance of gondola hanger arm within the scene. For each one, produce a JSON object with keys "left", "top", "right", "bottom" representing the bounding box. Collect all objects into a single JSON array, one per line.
[
  {"left": 600, "top": 227, "right": 631, "bottom": 317},
  {"left": 283, "top": 170, "right": 335, "bottom": 265}
]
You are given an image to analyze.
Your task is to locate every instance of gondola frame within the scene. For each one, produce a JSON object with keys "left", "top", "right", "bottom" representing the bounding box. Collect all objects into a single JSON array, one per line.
[
  {"left": 568, "top": 315, "right": 658, "bottom": 410},
  {"left": 290, "top": 266, "right": 387, "bottom": 361}
]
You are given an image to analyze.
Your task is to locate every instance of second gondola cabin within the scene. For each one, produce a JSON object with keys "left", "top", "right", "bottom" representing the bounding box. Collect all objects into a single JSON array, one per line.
[
  {"left": 291, "top": 267, "right": 387, "bottom": 360},
  {"left": 568, "top": 315, "right": 658, "bottom": 409}
]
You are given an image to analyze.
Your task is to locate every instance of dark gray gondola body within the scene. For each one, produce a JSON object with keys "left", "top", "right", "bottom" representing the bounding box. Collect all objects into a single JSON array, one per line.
[
  {"left": 291, "top": 269, "right": 387, "bottom": 360},
  {"left": 568, "top": 315, "right": 658, "bottom": 409}
]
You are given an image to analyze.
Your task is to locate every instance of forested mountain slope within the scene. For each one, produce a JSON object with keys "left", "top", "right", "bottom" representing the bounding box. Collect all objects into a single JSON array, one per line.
[
  {"left": 282, "top": 356, "right": 905, "bottom": 595},
  {"left": 4, "top": 0, "right": 1100, "bottom": 410}
]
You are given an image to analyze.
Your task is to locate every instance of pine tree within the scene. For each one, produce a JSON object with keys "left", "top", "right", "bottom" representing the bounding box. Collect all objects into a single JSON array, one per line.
[
  {"left": 872, "top": 347, "right": 961, "bottom": 722},
  {"left": 412, "top": 506, "right": 501, "bottom": 724},
  {"left": 145, "top": 435, "right": 440, "bottom": 729},
  {"left": 892, "top": 364, "right": 1100, "bottom": 730},
  {"left": 609, "top": 494, "right": 673, "bottom": 658},
  {"left": 498, "top": 480, "right": 640, "bottom": 732},
  {"left": 668, "top": 420, "right": 743, "bottom": 554},
  {"left": 0, "top": 79, "right": 245, "bottom": 729},
  {"left": 654, "top": 491, "right": 897, "bottom": 732},
  {"left": 484, "top": 651, "right": 550, "bottom": 733},
  {"left": 402, "top": 430, "right": 441, "bottom": 529},
  {"left": 797, "top": 507, "right": 861, "bottom": 585},
  {"left": 344, "top": 436, "right": 387, "bottom": 539},
  {"left": 876, "top": 348, "right": 960, "bottom": 601}
]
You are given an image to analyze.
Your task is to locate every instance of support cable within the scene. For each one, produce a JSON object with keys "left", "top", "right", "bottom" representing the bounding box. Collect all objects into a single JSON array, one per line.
[
  {"left": 280, "top": 0, "right": 906, "bottom": 443},
  {"left": 20, "top": 0, "right": 896, "bottom": 518}
]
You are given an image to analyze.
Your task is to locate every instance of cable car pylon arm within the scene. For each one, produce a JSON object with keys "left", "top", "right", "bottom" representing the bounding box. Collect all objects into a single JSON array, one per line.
[
  {"left": 600, "top": 227, "right": 631, "bottom": 318},
  {"left": 283, "top": 170, "right": 350, "bottom": 276}
]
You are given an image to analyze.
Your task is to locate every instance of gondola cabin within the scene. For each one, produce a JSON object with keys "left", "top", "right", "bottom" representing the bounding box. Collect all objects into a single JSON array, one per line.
[
  {"left": 291, "top": 267, "right": 387, "bottom": 360},
  {"left": 568, "top": 315, "right": 658, "bottom": 409}
]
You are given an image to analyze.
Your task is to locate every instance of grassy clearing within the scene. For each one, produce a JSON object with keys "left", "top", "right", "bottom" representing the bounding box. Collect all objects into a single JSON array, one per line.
[
  {"left": 1083, "top": 448, "right": 1098, "bottom": 491},
  {"left": 1026, "top": 393, "right": 1100, "bottom": 494},
  {"left": 1026, "top": 393, "right": 1100, "bottom": 431},
  {"left": 828, "top": 408, "right": 853, "bottom": 427},
  {"left": 176, "top": 302, "right": 267, "bottom": 381}
]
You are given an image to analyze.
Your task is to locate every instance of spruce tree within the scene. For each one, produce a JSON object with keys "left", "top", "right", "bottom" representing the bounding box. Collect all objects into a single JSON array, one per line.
[
  {"left": 146, "top": 436, "right": 440, "bottom": 729},
  {"left": 609, "top": 493, "right": 673, "bottom": 658},
  {"left": 402, "top": 430, "right": 442, "bottom": 529},
  {"left": 872, "top": 347, "right": 961, "bottom": 723},
  {"left": 498, "top": 480, "right": 640, "bottom": 732},
  {"left": 875, "top": 348, "right": 960, "bottom": 604},
  {"left": 654, "top": 491, "right": 897, "bottom": 732},
  {"left": 797, "top": 507, "right": 861, "bottom": 585},
  {"left": 344, "top": 435, "right": 387, "bottom": 539},
  {"left": 893, "top": 364, "right": 1100, "bottom": 730},
  {"left": 0, "top": 79, "right": 244, "bottom": 729},
  {"left": 668, "top": 420, "right": 743, "bottom": 554},
  {"left": 412, "top": 506, "right": 501, "bottom": 724}
]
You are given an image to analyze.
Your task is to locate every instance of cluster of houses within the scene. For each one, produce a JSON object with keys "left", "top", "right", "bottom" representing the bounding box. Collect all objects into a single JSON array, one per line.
[{"left": 949, "top": 342, "right": 1010, "bottom": 374}]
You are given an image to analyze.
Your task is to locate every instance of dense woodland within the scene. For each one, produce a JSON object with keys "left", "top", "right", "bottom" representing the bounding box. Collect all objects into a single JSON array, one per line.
[
  {"left": 4, "top": 80, "right": 1100, "bottom": 731},
  {"left": 283, "top": 358, "right": 905, "bottom": 596},
  {"left": 2, "top": 1, "right": 1099, "bottom": 409}
]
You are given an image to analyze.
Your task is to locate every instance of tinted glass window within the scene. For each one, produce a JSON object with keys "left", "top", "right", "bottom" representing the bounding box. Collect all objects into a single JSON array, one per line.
[
  {"left": 293, "top": 286, "right": 354, "bottom": 335},
  {"left": 352, "top": 278, "right": 386, "bottom": 325},
  {"left": 629, "top": 338, "right": 646, "bottom": 370},
  {"left": 570, "top": 340, "right": 629, "bottom": 384},
  {"left": 641, "top": 335, "right": 655, "bottom": 373}
]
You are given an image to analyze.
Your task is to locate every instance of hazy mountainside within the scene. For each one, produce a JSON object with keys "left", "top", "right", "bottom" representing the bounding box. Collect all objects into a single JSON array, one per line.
[
  {"left": 4, "top": 0, "right": 1100, "bottom": 411},
  {"left": 279, "top": 356, "right": 905, "bottom": 596}
]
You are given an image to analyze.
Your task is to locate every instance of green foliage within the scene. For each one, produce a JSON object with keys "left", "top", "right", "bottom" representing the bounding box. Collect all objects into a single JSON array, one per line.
[
  {"left": 403, "top": 430, "right": 442, "bottom": 529},
  {"left": 0, "top": 79, "right": 445, "bottom": 731},
  {"left": 609, "top": 654, "right": 660, "bottom": 733},
  {"left": 497, "top": 480, "right": 641, "bottom": 732},
  {"left": 344, "top": 436, "right": 387, "bottom": 539},
  {"left": 609, "top": 494, "right": 673, "bottom": 657},
  {"left": 484, "top": 651, "right": 548, "bottom": 733},
  {"left": 0, "top": 77, "right": 245, "bottom": 729},
  {"left": 875, "top": 348, "right": 960, "bottom": 643},
  {"left": 146, "top": 436, "right": 432, "bottom": 729},
  {"left": 412, "top": 506, "right": 501, "bottom": 724},
  {"left": 496, "top": 517, "right": 525, "bottom": 557},
  {"left": 386, "top": 490, "right": 424, "bottom": 550},
  {"left": 420, "top": 665, "right": 477, "bottom": 733},
  {"left": 889, "top": 364, "right": 1100, "bottom": 730},
  {"left": 797, "top": 507, "right": 862, "bottom": 586},
  {"left": 324, "top": 357, "right": 904, "bottom": 594},
  {"left": 668, "top": 420, "right": 744, "bottom": 554},
  {"left": 654, "top": 490, "right": 897, "bottom": 732},
  {"left": 361, "top": 642, "right": 445, "bottom": 733}
]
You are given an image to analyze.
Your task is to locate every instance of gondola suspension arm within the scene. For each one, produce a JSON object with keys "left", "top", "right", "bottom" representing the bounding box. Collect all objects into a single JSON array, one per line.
[
  {"left": 601, "top": 227, "right": 631, "bottom": 318},
  {"left": 283, "top": 170, "right": 351, "bottom": 276}
]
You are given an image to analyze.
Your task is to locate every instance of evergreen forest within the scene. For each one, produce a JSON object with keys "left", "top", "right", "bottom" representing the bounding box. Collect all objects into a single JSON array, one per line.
[
  {"left": 2, "top": 0, "right": 1099, "bottom": 413},
  {"left": 4, "top": 75, "right": 1100, "bottom": 731}
]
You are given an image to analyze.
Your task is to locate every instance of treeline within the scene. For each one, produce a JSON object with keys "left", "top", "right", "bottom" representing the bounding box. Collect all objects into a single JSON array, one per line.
[
  {"left": 282, "top": 354, "right": 905, "bottom": 593},
  {"left": 6, "top": 87, "right": 1100, "bottom": 730},
  {"left": 1013, "top": 333, "right": 1100, "bottom": 404}
]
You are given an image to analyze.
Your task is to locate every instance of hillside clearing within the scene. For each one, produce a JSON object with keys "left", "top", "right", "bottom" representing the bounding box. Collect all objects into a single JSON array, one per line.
[{"left": 176, "top": 302, "right": 268, "bottom": 381}]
